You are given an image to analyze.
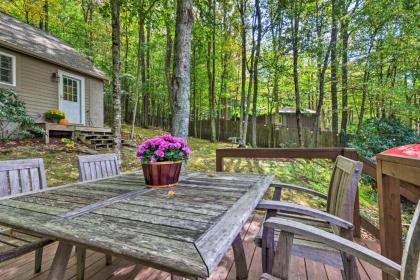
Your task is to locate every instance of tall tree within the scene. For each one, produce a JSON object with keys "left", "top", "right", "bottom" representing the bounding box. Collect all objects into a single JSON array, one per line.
[
  {"left": 171, "top": 0, "right": 193, "bottom": 139},
  {"left": 207, "top": 0, "right": 216, "bottom": 142},
  {"left": 237, "top": 0, "right": 247, "bottom": 146},
  {"left": 111, "top": 0, "right": 122, "bottom": 157},
  {"left": 291, "top": 0, "right": 303, "bottom": 147},
  {"left": 251, "top": 0, "right": 262, "bottom": 148},
  {"left": 313, "top": 1, "right": 332, "bottom": 146},
  {"left": 330, "top": 0, "right": 339, "bottom": 146}
]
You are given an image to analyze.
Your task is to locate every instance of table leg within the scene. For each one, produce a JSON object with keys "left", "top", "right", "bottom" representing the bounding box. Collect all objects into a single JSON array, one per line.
[
  {"left": 48, "top": 241, "right": 73, "bottom": 280},
  {"left": 232, "top": 233, "right": 248, "bottom": 280}
]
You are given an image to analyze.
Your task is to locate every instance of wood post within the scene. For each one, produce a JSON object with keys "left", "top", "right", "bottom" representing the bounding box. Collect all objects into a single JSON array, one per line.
[
  {"left": 377, "top": 157, "right": 403, "bottom": 280},
  {"left": 48, "top": 242, "right": 73, "bottom": 280},
  {"left": 76, "top": 247, "right": 86, "bottom": 280},
  {"left": 231, "top": 233, "right": 248, "bottom": 280},
  {"left": 34, "top": 247, "right": 43, "bottom": 273}
]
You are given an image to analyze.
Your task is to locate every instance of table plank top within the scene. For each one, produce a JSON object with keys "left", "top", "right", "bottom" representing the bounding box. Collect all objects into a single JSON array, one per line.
[{"left": 0, "top": 172, "right": 273, "bottom": 278}]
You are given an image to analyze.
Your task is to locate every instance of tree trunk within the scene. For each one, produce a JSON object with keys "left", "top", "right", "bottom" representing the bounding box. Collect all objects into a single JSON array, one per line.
[
  {"left": 251, "top": 0, "right": 262, "bottom": 148},
  {"left": 123, "top": 9, "right": 130, "bottom": 123},
  {"left": 340, "top": 0, "right": 349, "bottom": 144},
  {"left": 192, "top": 45, "right": 198, "bottom": 137},
  {"left": 139, "top": 19, "right": 148, "bottom": 128},
  {"left": 171, "top": 0, "right": 193, "bottom": 139},
  {"left": 44, "top": 0, "right": 49, "bottom": 32},
  {"left": 130, "top": 13, "right": 144, "bottom": 138},
  {"left": 292, "top": 1, "right": 303, "bottom": 147},
  {"left": 207, "top": 0, "right": 216, "bottom": 142},
  {"left": 111, "top": 0, "right": 122, "bottom": 157},
  {"left": 314, "top": 1, "right": 332, "bottom": 147},
  {"left": 237, "top": 0, "right": 247, "bottom": 144},
  {"left": 330, "top": 0, "right": 339, "bottom": 146},
  {"left": 241, "top": 12, "right": 256, "bottom": 147},
  {"left": 165, "top": 18, "right": 173, "bottom": 115}
]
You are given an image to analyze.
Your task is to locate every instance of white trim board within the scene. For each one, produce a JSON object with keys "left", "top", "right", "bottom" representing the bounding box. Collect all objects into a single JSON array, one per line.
[
  {"left": 0, "top": 50, "right": 16, "bottom": 87},
  {"left": 57, "top": 70, "right": 85, "bottom": 125}
]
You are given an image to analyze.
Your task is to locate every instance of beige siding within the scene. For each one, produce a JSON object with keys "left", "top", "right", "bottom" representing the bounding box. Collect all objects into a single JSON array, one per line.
[{"left": 0, "top": 46, "right": 104, "bottom": 127}]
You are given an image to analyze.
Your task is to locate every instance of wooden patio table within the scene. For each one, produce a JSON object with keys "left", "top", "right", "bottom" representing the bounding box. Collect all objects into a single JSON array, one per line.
[{"left": 0, "top": 171, "right": 273, "bottom": 280}]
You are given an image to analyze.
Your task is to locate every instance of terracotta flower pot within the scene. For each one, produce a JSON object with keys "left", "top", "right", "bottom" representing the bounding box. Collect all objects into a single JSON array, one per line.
[{"left": 142, "top": 161, "right": 182, "bottom": 188}]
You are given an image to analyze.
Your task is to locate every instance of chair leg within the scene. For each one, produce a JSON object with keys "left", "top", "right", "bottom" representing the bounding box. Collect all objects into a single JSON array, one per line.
[
  {"left": 341, "top": 252, "right": 361, "bottom": 280},
  {"left": 34, "top": 247, "right": 43, "bottom": 273},
  {"left": 261, "top": 227, "right": 275, "bottom": 274},
  {"left": 76, "top": 247, "right": 86, "bottom": 280},
  {"left": 105, "top": 254, "right": 112, "bottom": 266}
]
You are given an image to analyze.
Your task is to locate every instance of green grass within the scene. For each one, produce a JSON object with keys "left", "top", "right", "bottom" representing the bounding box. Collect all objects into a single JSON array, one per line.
[{"left": 0, "top": 125, "right": 386, "bottom": 228}]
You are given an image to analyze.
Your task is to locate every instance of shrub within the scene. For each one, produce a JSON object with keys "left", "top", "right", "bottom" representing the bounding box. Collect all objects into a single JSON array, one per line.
[
  {"left": 45, "top": 109, "right": 65, "bottom": 122},
  {"left": 0, "top": 88, "right": 44, "bottom": 140},
  {"left": 350, "top": 117, "right": 419, "bottom": 159}
]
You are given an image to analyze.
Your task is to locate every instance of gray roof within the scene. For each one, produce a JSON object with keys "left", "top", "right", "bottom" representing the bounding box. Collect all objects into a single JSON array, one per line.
[
  {"left": 0, "top": 12, "right": 108, "bottom": 80},
  {"left": 278, "top": 107, "right": 316, "bottom": 114}
]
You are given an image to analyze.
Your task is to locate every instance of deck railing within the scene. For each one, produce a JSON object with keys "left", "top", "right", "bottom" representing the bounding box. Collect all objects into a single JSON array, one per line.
[{"left": 215, "top": 147, "right": 420, "bottom": 265}]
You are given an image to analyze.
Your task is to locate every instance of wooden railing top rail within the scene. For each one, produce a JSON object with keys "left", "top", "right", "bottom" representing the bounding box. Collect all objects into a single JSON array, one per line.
[
  {"left": 216, "top": 148, "right": 360, "bottom": 172},
  {"left": 216, "top": 148, "right": 418, "bottom": 202}
]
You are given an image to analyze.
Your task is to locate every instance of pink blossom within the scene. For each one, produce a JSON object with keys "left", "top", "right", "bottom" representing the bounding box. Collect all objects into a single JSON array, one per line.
[
  {"left": 155, "top": 150, "right": 164, "bottom": 157},
  {"left": 150, "top": 156, "right": 157, "bottom": 163}
]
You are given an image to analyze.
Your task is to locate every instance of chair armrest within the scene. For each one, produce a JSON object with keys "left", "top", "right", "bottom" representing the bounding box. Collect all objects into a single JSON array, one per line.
[
  {"left": 257, "top": 200, "right": 353, "bottom": 230},
  {"left": 264, "top": 217, "right": 401, "bottom": 279},
  {"left": 271, "top": 183, "right": 328, "bottom": 200}
]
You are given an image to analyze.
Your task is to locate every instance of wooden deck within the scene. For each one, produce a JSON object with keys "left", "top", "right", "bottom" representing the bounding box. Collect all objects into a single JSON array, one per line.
[{"left": 0, "top": 214, "right": 381, "bottom": 280}]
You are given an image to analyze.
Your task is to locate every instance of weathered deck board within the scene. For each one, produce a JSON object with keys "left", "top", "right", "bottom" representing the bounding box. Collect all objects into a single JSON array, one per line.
[{"left": 0, "top": 214, "right": 381, "bottom": 280}]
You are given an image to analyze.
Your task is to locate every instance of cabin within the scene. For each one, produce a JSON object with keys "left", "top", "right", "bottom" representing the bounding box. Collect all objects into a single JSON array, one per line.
[
  {"left": 256, "top": 107, "right": 319, "bottom": 130},
  {"left": 0, "top": 12, "right": 108, "bottom": 128}
]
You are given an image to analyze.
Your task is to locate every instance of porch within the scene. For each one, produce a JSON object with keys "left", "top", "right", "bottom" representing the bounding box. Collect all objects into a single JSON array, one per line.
[
  {"left": 37, "top": 123, "right": 113, "bottom": 150},
  {"left": 0, "top": 213, "right": 381, "bottom": 280}
]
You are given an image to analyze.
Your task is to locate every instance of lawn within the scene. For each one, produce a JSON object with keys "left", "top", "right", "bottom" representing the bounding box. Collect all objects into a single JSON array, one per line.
[{"left": 0, "top": 125, "right": 384, "bottom": 232}]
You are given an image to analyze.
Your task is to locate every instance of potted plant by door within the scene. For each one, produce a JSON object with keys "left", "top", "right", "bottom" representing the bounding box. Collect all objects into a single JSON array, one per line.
[
  {"left": 45, "top": 109, "right": 65, "bottom": 123},
  {"left": 137, "top": 135, "right": 191, "bottom": 188}
]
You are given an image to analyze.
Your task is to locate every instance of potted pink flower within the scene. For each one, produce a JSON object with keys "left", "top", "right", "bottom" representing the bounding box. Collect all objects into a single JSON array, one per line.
[{"left": 137, "top": 135, "right": 191, "bottom": 188}]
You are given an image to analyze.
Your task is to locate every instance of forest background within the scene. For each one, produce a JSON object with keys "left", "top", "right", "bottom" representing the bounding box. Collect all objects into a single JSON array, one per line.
[{"left": 0, "top": 0, "right": 419, "bottom": 149}]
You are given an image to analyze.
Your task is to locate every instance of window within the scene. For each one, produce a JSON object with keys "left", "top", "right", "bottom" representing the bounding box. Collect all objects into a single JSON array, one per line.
[
  {"left": 62, "top": 76, "right": 80, "bottom": 102},
  {"left": 0, "top": 52, "right": 15, "bottom": 86}
]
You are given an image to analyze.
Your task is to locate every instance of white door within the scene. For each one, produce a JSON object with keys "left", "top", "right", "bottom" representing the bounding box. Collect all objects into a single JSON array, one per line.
[{"left": 59, "top": 71, "right": 85, "bottom": 124}]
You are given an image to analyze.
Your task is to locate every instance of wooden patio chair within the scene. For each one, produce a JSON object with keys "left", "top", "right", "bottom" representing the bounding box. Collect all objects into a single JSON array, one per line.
[
  {"left": 255, "top": 155, "right": 363, "bottom": 279},
  {"left": 78, "top": 153, "right": 120, "bottom": 181},
  {"left": 260, "top": 200, "right": 420, "bottom": 280},
  {"left": 0, "top": 158, "right": 53, "bottom": 273},
  {"left": 76, "top": 153, "right": 119, "bottom": 279}
]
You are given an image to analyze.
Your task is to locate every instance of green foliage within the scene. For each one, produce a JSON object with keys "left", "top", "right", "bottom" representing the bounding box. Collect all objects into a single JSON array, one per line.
[
  {"left": 61, "top": 138, "right": 76, "bottom": 148},
  {"left": 0, "top": 88, "right": 44, "bottom": 140},
  {"left": 351, "top": 117, "right": 420, "bottom": 159},
  {"left": 45, "top": 109, "right": 65, "bottom": 122}
]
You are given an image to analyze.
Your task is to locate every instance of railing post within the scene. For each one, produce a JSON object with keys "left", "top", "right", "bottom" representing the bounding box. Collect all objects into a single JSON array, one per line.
[
  {"left": 216, "top": 150, "right": 224, "bottom": 172},
  {"left": 376, "top": 157, "right": 403, "bottom": 280}
]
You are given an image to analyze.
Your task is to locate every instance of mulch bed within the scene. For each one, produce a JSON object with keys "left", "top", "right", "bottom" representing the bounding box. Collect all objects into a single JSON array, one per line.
[{"left": 0, "top": 137, "right": 63, "bottom": 149}]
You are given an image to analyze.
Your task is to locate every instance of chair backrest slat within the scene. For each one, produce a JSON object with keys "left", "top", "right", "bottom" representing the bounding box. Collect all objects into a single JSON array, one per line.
[
  {"left": 401, "top": 201, "right": 420, "bottom": 280},
  {"left": 327, "top": 156, "right": 363, "bottom": 225},
  {"left": 0, "top": 171, "right": 8, "bottom": 196},
  {"left": 78, "top": 154, "right": 120, "bottom": 182},
  {"left": 0, "top": 158, "right": 47, "bottom": 197}
]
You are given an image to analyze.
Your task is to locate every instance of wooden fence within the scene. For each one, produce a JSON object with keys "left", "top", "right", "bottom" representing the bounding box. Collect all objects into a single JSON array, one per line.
[{"left": 190, "top": 120, "right": 337, "bottom": 147}]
